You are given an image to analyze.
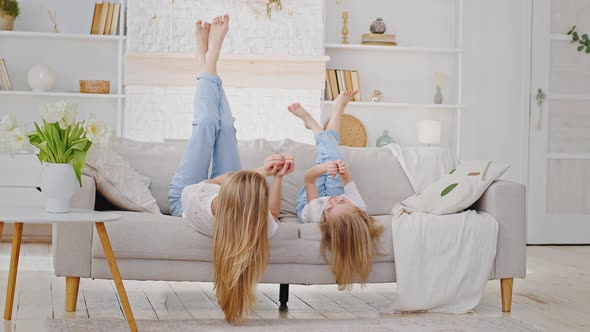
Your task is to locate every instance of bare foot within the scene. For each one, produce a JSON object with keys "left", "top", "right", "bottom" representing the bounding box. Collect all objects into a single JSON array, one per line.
[
  {"left": 333, "top": 90, "right": 358, "bottom": 114},
  {"left": 288, "top": 103, "right": 322, "bottom": 133},
  {"left": 206, "top": 14, "right": 230, "bottom": 63},
  {"left": 194, "top": 20, "right": 209, "bottom": 65}
]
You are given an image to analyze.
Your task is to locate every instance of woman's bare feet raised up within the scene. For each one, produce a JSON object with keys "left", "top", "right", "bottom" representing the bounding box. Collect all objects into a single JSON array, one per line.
[
  {"left": 327, "top": 90, "right": 358, "bottom": 132},
  {"left": 201, "top": 14, "right": 229, "bottom": 76},
  {"left": 288, "top": 103, "right": 323, "bottom": 135},
  {"left": 195, "top": 20, "right": 211, "bottom": 65}
]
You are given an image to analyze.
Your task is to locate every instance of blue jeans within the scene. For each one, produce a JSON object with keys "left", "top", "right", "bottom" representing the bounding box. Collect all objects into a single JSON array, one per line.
[
  {"left": 168, "top": 73, "right": 241, "bottom": 217},
  {"left": 295, "top": 130, "right": 345, "bottom": 222}
]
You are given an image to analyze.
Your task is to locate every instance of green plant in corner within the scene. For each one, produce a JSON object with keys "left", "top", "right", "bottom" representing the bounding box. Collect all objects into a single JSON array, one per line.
[
  {"left": 567, "top": 25, "right": 590, "bottom": 54},
  {"left": 0, "top": 0, "right": 20, "bottom": 18}
]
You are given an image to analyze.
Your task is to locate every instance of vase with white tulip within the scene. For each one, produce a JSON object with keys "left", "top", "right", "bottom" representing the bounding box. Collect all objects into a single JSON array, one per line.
[{"left": 0, "top": 101, "right": 110, "bottom": 213}]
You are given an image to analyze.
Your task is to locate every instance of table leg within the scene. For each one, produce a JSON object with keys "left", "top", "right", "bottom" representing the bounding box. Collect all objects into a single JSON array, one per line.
[
  {"left": 95, "top": 222, "right": 137, "bottom": 332},
  {"left": 4, "top": 222, "right": 23, "bottom": 320},
  {"left": 0, "top": 222, "right": 4, "bottom": 241}
]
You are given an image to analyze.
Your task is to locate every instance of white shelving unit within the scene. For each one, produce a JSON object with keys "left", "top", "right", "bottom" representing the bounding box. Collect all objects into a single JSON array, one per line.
[
  {"left": 323, "top": 0, "right": 463, "bottom": 156},
  {"left": 0, "top": 0, "right": 127, "bottom": 136}
]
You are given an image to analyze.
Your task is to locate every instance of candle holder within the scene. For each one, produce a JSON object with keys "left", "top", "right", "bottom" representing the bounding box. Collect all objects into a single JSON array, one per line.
[{"left": 341, "top": 11, "right": 349, "bottom": 44}]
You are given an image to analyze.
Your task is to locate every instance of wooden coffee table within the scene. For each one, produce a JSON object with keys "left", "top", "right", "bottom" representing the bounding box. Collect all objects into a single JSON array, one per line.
[{"left": 0, "top": 207, "right": 137, "bottom": 332}]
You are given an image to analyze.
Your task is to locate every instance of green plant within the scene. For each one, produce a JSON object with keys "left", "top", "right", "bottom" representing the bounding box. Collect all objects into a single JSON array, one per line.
[
  {"left": 0, "top": 0, "right": 20, "bottom": 18},
  {"left": 567, "top": 25, "right": 590, "bottom": 54}
]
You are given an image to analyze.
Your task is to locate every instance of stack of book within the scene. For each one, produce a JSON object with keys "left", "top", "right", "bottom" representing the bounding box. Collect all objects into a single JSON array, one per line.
[
  {"left": 361, "top": 33, "right": 397, "bottom": 46},
  {"left": 325, "top": 69, "right": 361, "bottom": 101},
  {"left": 0, "top": 59, "right": 12, "bottom": 91},
  {"left": 90, "top": 2, "right": 121, "bottom": 35}
]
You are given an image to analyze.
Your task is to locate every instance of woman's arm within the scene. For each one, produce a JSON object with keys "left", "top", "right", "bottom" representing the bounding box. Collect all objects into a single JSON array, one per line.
[
  {"left": 336, "top": 160, "right": 353, "bottom": 186},
  {"left": 206, "top": 154, "right": 285, "bottom": 185},
  {"left": 268, "top": 156, "right": 294, "bottom": 220}
]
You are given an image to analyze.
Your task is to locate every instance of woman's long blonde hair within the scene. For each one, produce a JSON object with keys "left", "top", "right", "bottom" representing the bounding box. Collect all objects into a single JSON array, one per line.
[
  {"left": 320, "top": 207, "right": 383, "bottom": 291},
  {"left": 213, "top": 171, "right": 270, "bottom": 324}
]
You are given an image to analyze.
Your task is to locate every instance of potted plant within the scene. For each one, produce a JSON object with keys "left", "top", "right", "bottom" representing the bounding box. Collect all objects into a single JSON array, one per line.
[
  {"left": 0, "top": 101, "right": 109, "bottom": 213},
  {"left": 0, "top": 0, "right": 19, "bottom": 31}
]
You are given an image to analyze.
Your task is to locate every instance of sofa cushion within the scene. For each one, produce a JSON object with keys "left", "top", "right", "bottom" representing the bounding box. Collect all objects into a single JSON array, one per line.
[
  {"left": 111, "top": 138, "right": 276, "bottom": 215},
  {"left": 284, "top": 216, "right": 394, "bottom": 264},
  {"left": 92, "top": 211, "right": 301, "bottom": 263},
  {"left": 277, "top": 139, "right": 415, "bottom": 216}
]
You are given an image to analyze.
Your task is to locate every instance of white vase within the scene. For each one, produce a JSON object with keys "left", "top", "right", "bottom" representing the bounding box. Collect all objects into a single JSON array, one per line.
[
  {"left": 40, "top": 163, "right": 78, "bottom": 213},
  {"left": 27, "top": 64, "right": 57, "bottom": 92}
]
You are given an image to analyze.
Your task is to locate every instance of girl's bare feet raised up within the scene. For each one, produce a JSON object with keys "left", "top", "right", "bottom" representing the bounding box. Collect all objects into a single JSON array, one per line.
[
  {"left": 202, "top": 15, "right": 229, "bottom": 76},
  {"left": 195, "top": 20, "right": 211, "bottom": 65},
  {"left": 288, "top": 103, "right": 322, "bottom": 134},
  {"left": 327, "top": 90, "right": 358, "bottom": 132}
]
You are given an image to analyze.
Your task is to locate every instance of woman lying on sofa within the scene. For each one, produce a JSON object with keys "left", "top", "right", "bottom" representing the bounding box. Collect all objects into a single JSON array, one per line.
[{"left": 167, "top": 15, "right": 294, "bottom": 324}]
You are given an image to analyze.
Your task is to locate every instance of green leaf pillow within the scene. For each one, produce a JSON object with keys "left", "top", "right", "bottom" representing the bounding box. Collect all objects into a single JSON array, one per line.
[{"left": 400, "top": 160, "right": 510, "bottom": 215}]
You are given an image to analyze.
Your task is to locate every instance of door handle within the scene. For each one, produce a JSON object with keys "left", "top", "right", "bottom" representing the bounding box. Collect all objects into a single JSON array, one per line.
[{"left": 536, "top": 88, "right": 546, "bottom": 130}]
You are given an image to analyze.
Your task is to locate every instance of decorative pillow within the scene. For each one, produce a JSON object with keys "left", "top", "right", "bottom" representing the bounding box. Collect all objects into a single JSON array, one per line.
[
  {"left": 84, "top": 147, "right": 161, "bottom": 214},
  {"left": 400, "top": 160, "right": 510, "bottom": 215}
]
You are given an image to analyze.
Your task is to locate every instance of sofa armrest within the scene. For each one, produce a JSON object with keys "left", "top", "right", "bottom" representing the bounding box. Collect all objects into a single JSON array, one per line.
[
  {"left": 52, "top": 174, "right": 96, "bottom": 278},
  {"left": 472, "top": 180, "right": 526, "bottom": 279}
]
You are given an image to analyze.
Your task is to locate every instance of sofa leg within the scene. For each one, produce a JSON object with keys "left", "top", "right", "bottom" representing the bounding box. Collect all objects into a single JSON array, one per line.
[
  {"left": 65, "top": 276, "right": 81, "bottom": 312},
  {"left": 500, "top": 278, "right": 513, "bottom": 312},
  {"left": 279, "top": 284, "right": 289, "bottom": 311}
]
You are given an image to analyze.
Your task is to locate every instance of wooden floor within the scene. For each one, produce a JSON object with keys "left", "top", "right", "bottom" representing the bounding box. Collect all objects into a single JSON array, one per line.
[{"left": 0, "top": 244, "right": 588, "bottom": 331}]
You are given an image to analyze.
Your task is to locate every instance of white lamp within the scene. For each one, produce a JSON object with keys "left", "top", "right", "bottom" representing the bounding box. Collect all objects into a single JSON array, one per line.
[{"left": 418, "top": 120, "right": 441, "bottom": 145}]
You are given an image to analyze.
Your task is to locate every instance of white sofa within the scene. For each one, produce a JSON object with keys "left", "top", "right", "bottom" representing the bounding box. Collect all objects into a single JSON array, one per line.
[{"left": 56, "top": 138, "right": 526, "bottom": 313}]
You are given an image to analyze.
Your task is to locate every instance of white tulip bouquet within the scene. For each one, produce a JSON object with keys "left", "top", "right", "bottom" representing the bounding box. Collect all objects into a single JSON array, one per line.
[{"left": 0, "top": 101, "right": 110, "bottom": 186}]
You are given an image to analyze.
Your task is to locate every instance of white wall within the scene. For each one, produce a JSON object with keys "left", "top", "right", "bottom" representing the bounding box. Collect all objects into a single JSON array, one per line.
[
  {"left": 461, "top": 0, "right": 532, "bottom": 183},
  {"left": 123, "top": 0, "right": 324, "bottom": 144}
]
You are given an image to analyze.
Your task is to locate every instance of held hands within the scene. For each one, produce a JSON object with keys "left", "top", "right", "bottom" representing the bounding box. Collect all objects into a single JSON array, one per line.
[{"left": 263, "top": 153, "right": 295, "bottom": 177}]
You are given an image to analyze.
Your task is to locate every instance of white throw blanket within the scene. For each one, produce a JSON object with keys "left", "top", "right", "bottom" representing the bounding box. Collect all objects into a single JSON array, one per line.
[
  {"left": 387, "top": 144, "right": 454, "bottom": 194},
  {"left": 388, "top": 209, "right": 498, "bottom": 313}
]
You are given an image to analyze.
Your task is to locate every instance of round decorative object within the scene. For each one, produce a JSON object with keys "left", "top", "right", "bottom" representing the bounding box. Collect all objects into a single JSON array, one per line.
[
  {"left": 41, "top": 163, "right": 78, "bottom": 213},
  {"left": 326, "top": 114, "right": 367, "bottom": 147},
  {"left": 80, "top": 80, "right": 110, "bottom": 94},
  {"left": 27, "top": 64, "right": 57, "bottom": 92},
  {"left": 370, "top": 17, "right": 386, "bottom": 34},
  {"left": 0, "top": 12, "right": 15, "bottom": 31}
]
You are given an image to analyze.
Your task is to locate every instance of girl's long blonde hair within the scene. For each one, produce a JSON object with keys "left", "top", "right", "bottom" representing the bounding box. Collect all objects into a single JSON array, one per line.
[
  {"left": 213, "top": 171, "right": 270, "bottom": 324},
  {"left": 320, "top": 207, "right": 383, "bottom": 291}
]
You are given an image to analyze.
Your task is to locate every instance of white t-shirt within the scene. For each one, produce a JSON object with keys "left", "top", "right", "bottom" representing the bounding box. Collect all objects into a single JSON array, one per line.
[
  {"left": 300, "top": 181, "right": 367, "bottom": 223},
  {"left": 181, "top": 182, "right": 279, "bottom": 238}
]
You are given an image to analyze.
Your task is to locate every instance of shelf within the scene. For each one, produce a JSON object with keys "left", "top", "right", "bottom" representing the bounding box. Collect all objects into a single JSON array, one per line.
[
  {"left": 321, "top": 101, "right": 462, "bottom": 109},
  {"left": 0, "top": 30, "right": 125, "bottom": 41},
  {"left": 547, "top": 153, "right": 590, "bottom": 160},
  {"left": 0, "top": 90, "right": 124, "bottom": 99},
  {"left": 324, "top": 43, "right": 461, "bottom": 54}
]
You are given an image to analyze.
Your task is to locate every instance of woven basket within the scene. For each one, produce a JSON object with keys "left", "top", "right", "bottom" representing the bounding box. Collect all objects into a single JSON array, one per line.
[
  {"left": 79, "top": 80, "right": 110, "bottom": 94},
  {"left": 325, "top": 114, "right": 367, "bottom": 147}
]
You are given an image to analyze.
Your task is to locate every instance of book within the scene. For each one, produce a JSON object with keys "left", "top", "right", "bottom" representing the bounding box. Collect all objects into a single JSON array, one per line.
[
  {"left": 110, "top": 3, "right": 121, "bottom": 35},
  {"left": 361, "top": 41, "right": 398, "bottom": 46},
  {"left": 104, "top": 2, "right": 114, "bottom": 35},
  {"left": 90, "top": 2, "right": 101, "bottom": 34},
  {"left": 361, "top": 33, "right": 396, "bottom": 43},
  {"left": 324, "top": 70, "right": 333, "bottom": 101},
  {"left": 0, "top": 59, "right": 12, "bottom": 91},
  {"left": 327, "top": 69, "right": 338, "bottom": 101},
  {"left": 351, "top": 70, "right": 361, "bottom": 101},
  {"left": 344, "top": 70, "right": 353, "bottom": 96},
  {"left": 97, "top": 1, "right": 109, "bottom": 35},
  {"left": 336, "top": 70, "right": 345, "bottom": 95}
]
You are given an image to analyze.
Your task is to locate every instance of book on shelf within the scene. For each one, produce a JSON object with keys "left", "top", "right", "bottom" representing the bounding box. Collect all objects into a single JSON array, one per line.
[
  {"left": 91, "top": 1, "right": 120, "bottom": 35},
  {"left": 324, "top": 69, "right": 361, "bottom": 102},
  {"left": 0, "top": 59, "right": 13, "bottom": 91},
  {"left": 361, "top": 33, "right": 397, "bottom": 46},
  {"left": 104, "top": 2, "right": 114, "bottom": 35}
]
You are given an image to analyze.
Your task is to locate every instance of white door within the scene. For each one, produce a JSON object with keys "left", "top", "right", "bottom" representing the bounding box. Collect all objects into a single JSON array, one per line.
[{"left": 529, "top": 0, "right": 590, "bottom": 244}]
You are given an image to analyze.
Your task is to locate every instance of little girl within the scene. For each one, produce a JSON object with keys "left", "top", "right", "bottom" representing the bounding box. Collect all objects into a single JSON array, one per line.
[{"left": 288, "top": 91, "right": 384, "bottom": 290}]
